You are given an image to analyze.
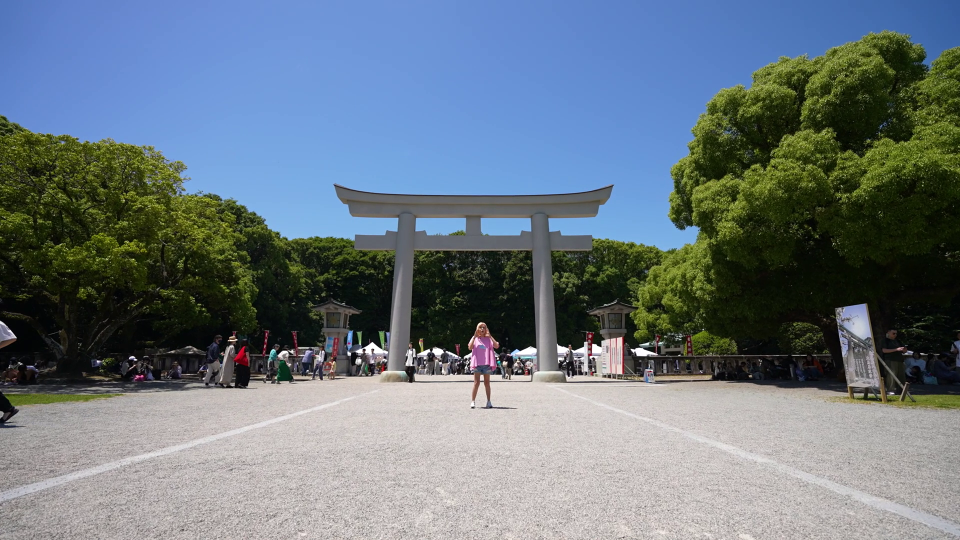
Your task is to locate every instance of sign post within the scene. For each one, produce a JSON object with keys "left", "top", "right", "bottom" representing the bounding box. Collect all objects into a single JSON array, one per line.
[{"left": 586, "top": 332, "right": 594, "bottom": 375}]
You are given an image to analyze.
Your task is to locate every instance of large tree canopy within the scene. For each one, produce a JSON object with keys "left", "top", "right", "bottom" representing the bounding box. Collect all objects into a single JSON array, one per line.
[
  {"left": 638, "top": 32, "right": 960, "bottom": 358},
  {"left": 0, "top": 132, "right": 256, "bottom": 372}
]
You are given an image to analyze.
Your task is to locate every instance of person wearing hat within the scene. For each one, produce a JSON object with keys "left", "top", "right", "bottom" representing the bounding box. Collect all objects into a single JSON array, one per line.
[
  {"left": 121, "top": 356, "right": 138, "bottom": 380},
  {"left": 218, "top": 336, "right": 238, "bottom": 388}
]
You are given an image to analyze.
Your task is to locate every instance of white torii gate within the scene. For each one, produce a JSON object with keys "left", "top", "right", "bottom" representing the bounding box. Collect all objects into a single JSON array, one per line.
[{"left": 335, "top": 184, "right": 613, "bottom": 383}]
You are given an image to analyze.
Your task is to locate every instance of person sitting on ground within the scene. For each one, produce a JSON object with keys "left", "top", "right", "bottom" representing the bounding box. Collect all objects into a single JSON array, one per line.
[
  {"left": 802, "top": 355, "right": 821, "bottom": 381},
  {"left": 749, "top": 362, "right": 764, "bottom": 380},
  {"left": 165, "top": 362, "right": 182, "bottom": 379},
  {"left": 929, "top": 354, "right": 960, "bottom": 384},
  {"left": 904, "top": 351, "right": 926, "bottom": 384},
  {"left": 141, "top": 357, "right": 155, "bottom": 381},
  {"left": 734, "top": 362, "right": 750, "bottom": 380},
  {"left": 2, "top": 362, "right": 17, "bottom": 385}
]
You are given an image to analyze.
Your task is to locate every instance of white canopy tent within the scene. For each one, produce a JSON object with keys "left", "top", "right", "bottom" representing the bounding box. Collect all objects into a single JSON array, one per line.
[
  {"left": 632, "top": 347, "right": 658, "bottom": 357},
  {"left": 512, "top": 345, "right": 567, "bottom": 359},
  {"left": 573, "top": 344, "right": 602, "bottom": 357},
  {"left": 515, "top": 346, "right": 537, "bottom": 358},
  {"left": 349, "top": 343, "right": 387, "bottom": 357}
]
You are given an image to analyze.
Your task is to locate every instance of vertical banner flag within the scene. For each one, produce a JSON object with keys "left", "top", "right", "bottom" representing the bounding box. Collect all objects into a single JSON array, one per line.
[
  {"left": 455, "top": 344, "right": 460, "bottom": 356},
  {"left": 379, "top": 331, "right": 386, "bottom": 348},
  {"left": 332, "top": 337, "right": 340, "bottom": 358},
  {"left": 292, "top": 331, "right": 299, "bottom": 359},
  {"left": 325, "top": 337, "right": 334, "bottom": 353},
  {"left": 685, "top": 335, "right": 693, "bottom": 356},
  {"left": 655, "top": 335, "right": 660, "bottom": 355},
  {"left": 262, "top": 330, "right": 270, "bottom": 357},
  {"left": 419, "top": 338, "right": 424, "bottom": 352},
  {"left": 385, "top": 332, "right": 390, "bottom": 350},
  {"left": 357, "top": 331, "right": 362, "bottom": 347},
  {"left": 346, "top": 330, "right": 354, "bottom": 351},
  {"left": 586, "top": 332, "right": 594, "bottom": 353}
]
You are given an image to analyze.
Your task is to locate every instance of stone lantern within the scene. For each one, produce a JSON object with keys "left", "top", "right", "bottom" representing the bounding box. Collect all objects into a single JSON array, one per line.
[
  {"left": 587, "top": 300, "right": 637, "bottom": 341},
  {"left": 313, "top": 299, "right": 361, "bottom": 374}
]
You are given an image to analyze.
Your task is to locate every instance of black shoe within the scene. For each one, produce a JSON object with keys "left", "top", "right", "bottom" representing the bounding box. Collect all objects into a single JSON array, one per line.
[{"left": 1, "top": 408, "right": 19, "bottom": 423}]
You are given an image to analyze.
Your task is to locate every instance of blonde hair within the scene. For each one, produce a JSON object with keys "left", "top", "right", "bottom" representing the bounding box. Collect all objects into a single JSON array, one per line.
[{"left": 475, "top": 322, "right": 488, "bottom": 335}]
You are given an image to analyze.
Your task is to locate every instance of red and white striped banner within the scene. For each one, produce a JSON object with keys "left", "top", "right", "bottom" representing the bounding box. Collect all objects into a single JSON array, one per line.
[
  {"left": 262, "top": 330, "right": 270, "bottom": 357},
  {"left": 292, "top": 331, "right": 299, "bottom": 359}
]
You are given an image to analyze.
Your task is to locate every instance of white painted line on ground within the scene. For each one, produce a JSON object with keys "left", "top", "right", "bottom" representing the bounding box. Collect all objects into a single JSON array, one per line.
[
  {"left": 0, "top": 390, "right": 379, "bottom": 505},
  {"left": 552, "top": 387, "right": 960, "bottom": 538}
]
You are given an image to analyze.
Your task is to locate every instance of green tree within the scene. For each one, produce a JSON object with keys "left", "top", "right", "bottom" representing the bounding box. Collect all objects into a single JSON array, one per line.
[
  {"left": 0, "top": 132, "right": 256, "bottom": 373},
  {"left": 652, "top": 32, "right": 960, "bottom": 361},
  {"left": 690, "top": 331, "right": 737, "bottom": 355},
  {"left": 0, "top": 115, "right": 26, "bottom": 137},
  {"left": 210, "top": 197, "right": 320, "bottom": 346},
  {"left": 777, "top": 322, "right": 828, "bottom": 355}
]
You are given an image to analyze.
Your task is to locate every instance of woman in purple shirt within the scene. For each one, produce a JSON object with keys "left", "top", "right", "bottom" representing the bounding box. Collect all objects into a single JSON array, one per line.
[{"left": 468, "top": 322, "right": 499, "bottom": 409}]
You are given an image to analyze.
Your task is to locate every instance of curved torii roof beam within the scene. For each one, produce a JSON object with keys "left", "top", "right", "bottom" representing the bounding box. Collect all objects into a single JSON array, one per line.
[{"left": 334, "top": 184, "right": 613, "bottom": 219}]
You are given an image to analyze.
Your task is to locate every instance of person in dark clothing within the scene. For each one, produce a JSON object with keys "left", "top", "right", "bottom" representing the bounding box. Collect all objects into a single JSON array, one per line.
[
  {"left": 880, "top": 329, "right": 907, "bottom": 393},
  {"left": 203, "top": 334, "right": 222, "bottom": 386},
  {"left": 0, "top": 319, "right": 21, "bottom": 423}
]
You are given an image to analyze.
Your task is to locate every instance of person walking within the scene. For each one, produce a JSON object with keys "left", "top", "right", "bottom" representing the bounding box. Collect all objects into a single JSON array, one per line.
[
  {"left": 234, "top": 339, "right": 251, "bottom": 388},
  {"left": 218, "top": 336, "right": 237, "bottom": 388},
  {"left": 468, "top": 322, "right": 498, "bottom": 409},
  {"left": 265, "top": 344, "right": 280, "bottom": 383},
  {"left": 565, "top": 345, "right": 575, "bottom": 378},
  {"left": 0, "top": 319, "right": 20, "bottom": 423},
  {"left": 440, "top": 349, "right": 450, "bottom": 375},
  {"left": 367, "top": 350, "right": 376, "bottom": 375},
  {"left": 502, "top": 351, "right": 513, "bottom": 380},
  {"left": 203, "top": 335, "right": 222, "bottom": 387},
  {"left": 404, "top": 343, "right": 417, "bottom": 383}
]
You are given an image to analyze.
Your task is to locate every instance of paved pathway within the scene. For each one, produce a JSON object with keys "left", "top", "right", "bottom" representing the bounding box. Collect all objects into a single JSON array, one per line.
[{"left": 1, "top": 376, "right": 958, "bottom": 539}]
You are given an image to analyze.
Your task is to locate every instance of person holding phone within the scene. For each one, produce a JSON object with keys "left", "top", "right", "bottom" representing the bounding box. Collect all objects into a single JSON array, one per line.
[{"left": 468, "top": 322, "right": 499, "bottom": 409}]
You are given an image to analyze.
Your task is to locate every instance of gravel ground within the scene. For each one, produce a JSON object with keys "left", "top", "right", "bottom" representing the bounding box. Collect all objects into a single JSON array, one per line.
[{"left": 0, "top": 376, "right": 958, "bottom": 539}]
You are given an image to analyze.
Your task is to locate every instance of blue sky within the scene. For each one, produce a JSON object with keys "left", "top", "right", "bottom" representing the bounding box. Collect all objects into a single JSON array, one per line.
[{"left": 3, "top": 0, "right": 957, "bottom": 250}]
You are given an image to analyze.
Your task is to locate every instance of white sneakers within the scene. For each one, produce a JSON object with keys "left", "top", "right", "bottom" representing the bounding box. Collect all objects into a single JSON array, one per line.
[{"left": 470, "top": 400, "right": 493, "bottom": 409}]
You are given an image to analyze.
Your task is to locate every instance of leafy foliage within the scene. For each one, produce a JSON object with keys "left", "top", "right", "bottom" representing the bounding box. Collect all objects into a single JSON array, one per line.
[
  {"left": 0, "top": 132, "right": 256, "bottom": 372},
  {"left": 690, "top": 331, "right": 737, "bottom": 355},
  {"left": 639, "top": 32, "right": 960, "bottom": 361}
]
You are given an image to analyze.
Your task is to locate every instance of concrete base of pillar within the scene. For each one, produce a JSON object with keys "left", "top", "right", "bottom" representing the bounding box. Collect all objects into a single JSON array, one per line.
[
  {"left": 532, "top": 371, "right": 567, "bottom": 383},
  {"left": 379, "top": 370, "right": 409, "bottom": 383}
]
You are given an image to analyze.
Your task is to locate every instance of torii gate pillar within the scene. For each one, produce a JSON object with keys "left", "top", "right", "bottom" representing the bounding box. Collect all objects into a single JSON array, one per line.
[{"left": 335, "top": 184, "right": 613, "bottom": 383}]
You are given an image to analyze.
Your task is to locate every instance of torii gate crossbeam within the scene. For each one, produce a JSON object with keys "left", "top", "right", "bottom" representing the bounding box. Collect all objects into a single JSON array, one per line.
[{"left": 335, "top": 184, "right": 613, "bottom": 383}]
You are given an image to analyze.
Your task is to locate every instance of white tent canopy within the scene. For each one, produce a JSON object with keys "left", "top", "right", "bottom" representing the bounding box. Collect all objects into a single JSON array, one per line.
[
  {"left": 512, "top": 345, "right": 568, "bottom": 358},
  {"left": 349, "top": 343, "right": 387, "bottom": 357},
  {"left": 573, "top": 344, "right": 602, "bottom": 357},
  {"left": 632, "top": 347, "right": 658, "bottom": 357},
  {"left": 515, "top": 346, "right": 537, "bottom": 358}
]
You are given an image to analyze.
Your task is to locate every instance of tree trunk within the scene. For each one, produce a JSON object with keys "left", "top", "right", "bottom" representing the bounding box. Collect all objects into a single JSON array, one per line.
[{"left": 816, "top": 317, "right": 843, "bottom": 366}]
